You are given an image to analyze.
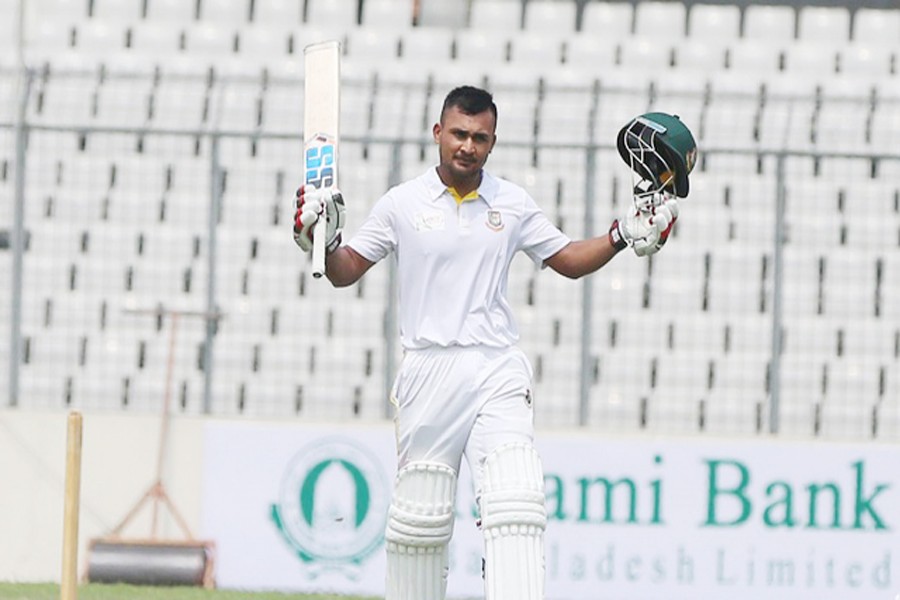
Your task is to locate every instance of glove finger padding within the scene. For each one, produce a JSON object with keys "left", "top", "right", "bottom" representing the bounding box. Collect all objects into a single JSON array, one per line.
[
  {"left": 292, "top": 185, "right": 345, "bottom": 254},
  {"left": 611, "top": 197, "right": 679, "bottom": 257}
]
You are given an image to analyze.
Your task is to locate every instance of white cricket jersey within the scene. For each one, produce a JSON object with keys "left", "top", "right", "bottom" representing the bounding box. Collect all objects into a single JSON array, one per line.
[{"left": 347, "top": 167, "right": 571, "bottom": 350}]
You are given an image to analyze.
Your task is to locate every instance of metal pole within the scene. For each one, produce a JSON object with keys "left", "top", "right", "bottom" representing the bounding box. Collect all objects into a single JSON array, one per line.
[
  {"left": 578, "top": 81, "right": 601, "bottom": 427},
  {"left": 768, "top": 153, "right": 787, "bottom": 434},
  {"left": 579, "top": 146, "right": 596, "bottom": 427},
  {"left": 382, "top": 140, "right": 403, "bottom": 418},
  {"left": 9, "top": 68, "right": 32, "bottom": 407},
  {"left": 203, "top": 134, "right": 223, "bottom": 414}
]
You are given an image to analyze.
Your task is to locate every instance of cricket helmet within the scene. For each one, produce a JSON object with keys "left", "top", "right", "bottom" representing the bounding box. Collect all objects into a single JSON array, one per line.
[{"left": 617, "top": 112, "right": 697, "bottom": 198}]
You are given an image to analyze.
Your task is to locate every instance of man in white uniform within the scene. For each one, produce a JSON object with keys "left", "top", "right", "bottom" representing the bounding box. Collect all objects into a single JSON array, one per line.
[{"left": 294, "top": 86, "right": 696, "bottom": 600}]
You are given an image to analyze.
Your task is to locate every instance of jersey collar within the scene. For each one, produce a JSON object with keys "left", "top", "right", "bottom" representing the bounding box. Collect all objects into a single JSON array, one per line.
[{"left": 425, "top": 166, "right": 499, "bottom": 208}]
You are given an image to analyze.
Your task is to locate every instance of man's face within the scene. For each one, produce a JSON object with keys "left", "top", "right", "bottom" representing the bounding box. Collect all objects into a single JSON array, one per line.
[{"left": 433, "top": 105, "right": 497, "bottom": 183}]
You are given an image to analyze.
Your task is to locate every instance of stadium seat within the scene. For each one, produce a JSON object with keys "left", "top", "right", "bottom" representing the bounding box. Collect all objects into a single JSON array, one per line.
[
  {"left": 251, "top": 0, "right": 303, "bottom": 25},
  {"left": 579, "top": 1, "right": 633, "bottom": 37},
  {"left": 237, "top": 24, "right": 293, "bottom": 58},
  {"left": 454, "top": 29, "right": 509, "bottom": 64},
  {"left": 837, "top": 42, "right": 894, "bottom": 78},
  {"left": 757, "top": 74, "right": 819, "bottom": 151},
  {"left": 128, "top": 20, "right": 185, "bottom": 55},
  {"left": 687, "top": 3, "right": 741, "bottom": 42},
  {"left": 522, "top": 0, "right": 577, "bottom": 33},
  {"left": 92, "top": 0, "right": 144, "bottom": 22},
  {"left": 743, "top": 4, "right": 796, "bottom": 42},
  {"left": 507, "top": 31, "right": 565, "bottom": 66},
  {"left": 796, "top": 5, "right": 851, "bottom": 43},
  {"left": 537, "top": 66, "right": 597, "bottom": 146},
  {"left": 813, "top": 77, "right": 875, "bottom": 152},
  {"left": 634, "top": 1, "right": 686, "bottom": 39},
  {"left": 346, "top": 28, "right": 401, "bottom": 62},
  {"left": 305, "top": 0, "right": 358, "bottom": 28},
  {"left": 416, "top": 0, "right": 467, "bottom": 28},
  {"left": 727, "top": 39, "right": 784, "bottom": 74},
  {"left": 564, "top": 34, "right": 618, "bottom": 69},
  {"left": 618, "top": 35, "right": 673, "bottom": 72},
  {"left": 182, "top": 22, "right": 238, "bottom": 57},
  {"left": 360, "top": 0, "right": 413, "bottom": 29},
  {"left": 781, "top": 40, "right": 839, "bottom": 77},
  {"left": 198, "top": 0, "right": 251, "bottom": 24},
  {"left": 398, "top": 27, "right": 455, "bottom": 63},
  {"left": 852, "top": 7, "right": 900, "bottom": 44},
  {"left": 468, "top": 0, "right": 522, "bottom": 31},
  {"left": 145, "top": 0, "right": 197, "bottom": 23},
  {"left": 701, "top": 71, "right": 764, "bottom": 149},
  {"left": 672, "top": 38, "right": 728, "bottom": 73}
]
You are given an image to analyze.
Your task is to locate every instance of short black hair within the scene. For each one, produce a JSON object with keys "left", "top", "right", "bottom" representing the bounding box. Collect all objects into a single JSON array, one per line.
[{"left": 440, "top": 85, "right": 498, "bottom": 125}]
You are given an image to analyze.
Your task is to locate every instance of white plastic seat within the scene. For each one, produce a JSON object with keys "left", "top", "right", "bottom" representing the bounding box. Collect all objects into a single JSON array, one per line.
[
  {"left": 852, "top": 8, "right": 900, "bottom": 44},
  {"left": 797, "top": 5, "right": 851, "bottom": 43},
  {"left": 523, "top": 0, "right": 577, "bottom": 33},
  {"left": 398, "top": 27, "right": 454, "bottom": 63},
  {"left": 687, "top": 3, "right": 740, "bottom": 42},
  {"left": 757, "top": 74, "right": 819, "bottom": 151},
  {"left": 92, "top": 0, "right": 143, "bottom": 22},
  {"left": 182, "top": 22, "right": 237, "bottom": 57},
  {"left": 589, "top": 352, "right": 652, "bottom": 431},
  {"left": 727, "top": 39, "right": 783, "bottom": 74},
  {"left": 144, "top": 0, "right": 196, "bottom": 22},
  {"left": 507, "top": 31, "right": 564, "bottom": 66},
  {"left": 634, "top": 1, "right": 686, "bottom": 39},
  {"left": 701, "top": 71, "right": 764, "bottom": 149},
  {"left": 305, "top": 0, "right": 357, "bottom": 28},
  {"left": 416, "top": 0, "right": 466, "bottom": 28},
  {"left": 618, "top": 35, "right": 672, "bottom": 72},
  {"left": 75, "top": 20, "right": 128, "bottom": 55},
  {"left": 838, "top": 43, "right": 894, "bottom": 78},
  {"left": 198, "top": 0, "right": 251, "bottom": 24},
  {"left": 346, "top": 28, "right": 400, "bottom": 61},
  {"left": 360, "top": 0, "right": 413, "bottom": 29},
  {"left": 252, "top": 0, "right": 302, "bottom": 25},
  {"left": 743, "top": 5, "right": 796, "bottom": 42},
  {"left": 813, "top": 77, "right": 875, "bottom": 152},
  {"left": 454, "top": 29, "right": 509, "bottom": 64},
  {"left": 672, "top": 38, "right": 728, "bottom": 72},
  {"left": 468, "top": 0, "right": 522, "bottom": 31},
  {"left": 237, "top": 24, "right": 292, "bottom": 58},
  {"left": 819, "top": 359, "right": 880, "bottom": 440},
  {"left": 128, "top": 20, "right": 184, "bottom": 55},
  {"left": 781, "top": 40, "right": 838, "bottom": 77},
  {"left": 705, "top": 354, "right": 769, "bottom": 435},
  {"left": 579, "top": 1, "right": 632, "bottom": 37},
  {"left": 537, "top": 66, "right": 596, "bottom": 146},
  {"left": 563, "top": 34, "right": 618, "bottom": 69}
]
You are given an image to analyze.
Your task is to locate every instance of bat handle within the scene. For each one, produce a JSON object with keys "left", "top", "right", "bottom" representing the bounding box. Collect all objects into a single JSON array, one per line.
[{"left": 311, "top": 217, "right": 327, "bottom": 279}]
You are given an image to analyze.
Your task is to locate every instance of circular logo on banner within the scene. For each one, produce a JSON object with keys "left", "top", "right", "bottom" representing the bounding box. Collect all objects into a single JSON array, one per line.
[{"left": 270, "top": 437, "right": 390, "bottom": 576}]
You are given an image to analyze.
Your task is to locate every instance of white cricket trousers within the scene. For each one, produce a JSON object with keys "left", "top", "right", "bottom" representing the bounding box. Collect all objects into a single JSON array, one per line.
[{"left": 391, "top": 344, "right": 536, "bottom": 500}]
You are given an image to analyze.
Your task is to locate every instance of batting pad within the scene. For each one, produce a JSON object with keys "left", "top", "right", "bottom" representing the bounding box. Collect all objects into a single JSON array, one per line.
[
  {"left": 385, "top": 461, "right": 457, "bottom": 600},
  {"left": 481, "top": 442, "right": 547, "bottom": 600}
]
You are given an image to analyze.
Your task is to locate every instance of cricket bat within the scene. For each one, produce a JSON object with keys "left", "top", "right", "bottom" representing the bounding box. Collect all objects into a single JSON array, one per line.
[{"left": 303, "top": 40, "right": 341, "bottom": 279}]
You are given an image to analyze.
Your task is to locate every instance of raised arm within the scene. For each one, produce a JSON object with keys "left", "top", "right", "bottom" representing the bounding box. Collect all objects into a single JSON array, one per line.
[{"left": 324, "top": 245, "right": 375, "bottom": 287}]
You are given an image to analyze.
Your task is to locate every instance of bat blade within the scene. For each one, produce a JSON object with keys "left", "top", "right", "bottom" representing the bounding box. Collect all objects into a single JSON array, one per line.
[{"left": 303, "top": 40, "right": 341, "bottom": 279}]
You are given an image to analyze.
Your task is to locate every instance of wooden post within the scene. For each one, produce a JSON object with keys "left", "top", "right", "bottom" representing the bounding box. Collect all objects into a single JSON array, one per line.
[{"left": 61, "top": 411, "right": 83, "bottom": 600}]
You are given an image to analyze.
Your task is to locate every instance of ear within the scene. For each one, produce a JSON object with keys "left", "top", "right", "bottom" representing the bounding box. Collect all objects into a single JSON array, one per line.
[{"left": 432, "top": 122, "right": 441, "bottom": 143}]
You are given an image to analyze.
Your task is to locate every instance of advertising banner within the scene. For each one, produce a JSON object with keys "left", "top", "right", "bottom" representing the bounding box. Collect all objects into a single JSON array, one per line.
[{"left": 202, "top": 422, "right": 899, "bottom": 599}]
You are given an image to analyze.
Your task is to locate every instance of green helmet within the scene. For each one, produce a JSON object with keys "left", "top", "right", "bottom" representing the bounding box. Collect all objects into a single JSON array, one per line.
[{"left": 617, "top": 112, "right": 698, "bottom": 198}]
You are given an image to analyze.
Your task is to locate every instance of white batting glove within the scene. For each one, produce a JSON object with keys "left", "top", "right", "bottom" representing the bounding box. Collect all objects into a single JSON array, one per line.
[
  {"left": 293, "top": 185, "right": 346, "bottom": 253},
  {"left": 609, "top": 196, "right": 679, "bottom": 257}
]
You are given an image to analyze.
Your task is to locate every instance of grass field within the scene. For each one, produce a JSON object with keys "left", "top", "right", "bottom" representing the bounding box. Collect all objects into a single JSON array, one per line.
[{"left": 0, "top": 583, "right": 376, "bottom": 600}]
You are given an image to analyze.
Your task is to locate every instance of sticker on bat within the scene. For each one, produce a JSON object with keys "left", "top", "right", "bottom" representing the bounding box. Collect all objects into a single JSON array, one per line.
[{"left": 305, "top": 134, "right": 336, "bottom": 189}]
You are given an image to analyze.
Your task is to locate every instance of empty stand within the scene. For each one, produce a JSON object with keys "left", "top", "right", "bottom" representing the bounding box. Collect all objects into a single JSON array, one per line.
[
  {"left": 687, "top": 3, "right": 741, "bottom": 43},
  {"left": 796, "top": 5, "right": 851, "bottom": 43},
  {"left": 522, "top": 0, "right": 577, "bottom": 33},
  {"left": 634, "top": 1, "right": 686, "bottom": 39},
  {"left": 580, "top": 1, "right": 633, "bottom": 37},
  {"left": 743, "top": 4, "right": 796, "bottom": 42}
]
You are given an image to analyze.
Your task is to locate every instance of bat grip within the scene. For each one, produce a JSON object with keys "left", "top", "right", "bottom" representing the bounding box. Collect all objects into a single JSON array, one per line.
[{"left": 311, "top": 217, "right": 327, "bottom": 279}]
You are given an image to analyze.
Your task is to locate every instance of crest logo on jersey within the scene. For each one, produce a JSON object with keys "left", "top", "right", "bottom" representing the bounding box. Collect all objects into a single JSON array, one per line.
[{"left": 486, "top": 210, "right": 504, "bottom": 231}]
